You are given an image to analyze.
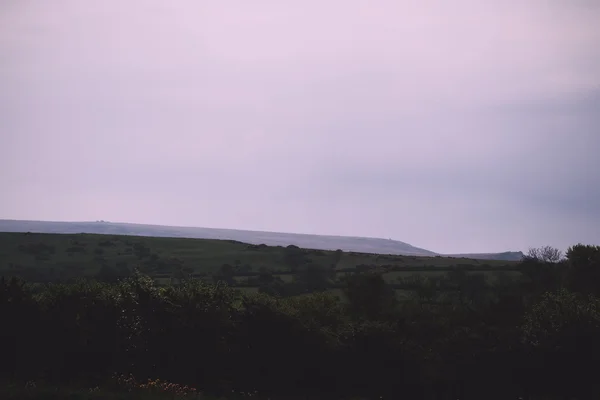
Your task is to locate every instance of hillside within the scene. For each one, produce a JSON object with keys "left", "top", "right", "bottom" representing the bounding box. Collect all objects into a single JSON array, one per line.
[
  {"left": 0, "top": 219, "right": 523, "bottom": 260},
  {"left": 0, "top": 230, "right": 520, "bottom": 293}
]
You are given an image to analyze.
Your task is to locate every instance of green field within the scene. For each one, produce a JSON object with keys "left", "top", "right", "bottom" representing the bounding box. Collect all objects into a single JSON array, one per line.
[{"left": 0, "top": 232, "right": 520, "bottom": 289}]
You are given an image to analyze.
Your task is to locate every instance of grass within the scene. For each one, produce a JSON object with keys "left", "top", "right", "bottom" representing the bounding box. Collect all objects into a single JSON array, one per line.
[
  {"left": 0, "top": 232, "right": 520, "bottom": 288},
  {"left": 0, "top": 383, "right": 203, "bottom": 400}
]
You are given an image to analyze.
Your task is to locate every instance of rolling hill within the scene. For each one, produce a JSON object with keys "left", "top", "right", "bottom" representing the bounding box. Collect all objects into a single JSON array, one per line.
[{"left": 0, "top": 219, "right": 523, "bottom": 261}]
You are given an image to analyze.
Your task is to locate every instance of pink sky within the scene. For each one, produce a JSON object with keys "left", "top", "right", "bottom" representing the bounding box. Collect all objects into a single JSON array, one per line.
[{"left": 1, "top": 0, "right": 599, "bottom": 253}]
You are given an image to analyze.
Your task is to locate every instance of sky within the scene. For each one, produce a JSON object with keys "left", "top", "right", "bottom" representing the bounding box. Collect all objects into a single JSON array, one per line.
[{"left": 1, "top": 0, "right": 599, "bottom": 254}]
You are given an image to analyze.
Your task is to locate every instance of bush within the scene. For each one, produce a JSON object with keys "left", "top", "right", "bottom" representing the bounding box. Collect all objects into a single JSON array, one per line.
[
  {"left": 2, "top": 265, "right": 600, "bottom": 399},
  {"left": 521, "top": 289, "right": 600, "bottom": 398}
]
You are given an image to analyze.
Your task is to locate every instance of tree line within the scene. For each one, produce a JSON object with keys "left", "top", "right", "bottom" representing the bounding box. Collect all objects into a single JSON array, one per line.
[{"left": 1, "top": 244, "right": 599, "bottom": 399}]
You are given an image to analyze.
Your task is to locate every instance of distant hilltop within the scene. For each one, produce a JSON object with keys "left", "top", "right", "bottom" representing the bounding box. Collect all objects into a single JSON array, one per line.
[{"left": 0, "top": 219, "right": 524, "bottom": 261}]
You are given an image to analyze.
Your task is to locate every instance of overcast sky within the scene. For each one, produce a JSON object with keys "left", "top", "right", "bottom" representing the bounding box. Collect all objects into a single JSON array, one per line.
[{"left": 1, "top": 0, "right": 599, "bottom": 253}]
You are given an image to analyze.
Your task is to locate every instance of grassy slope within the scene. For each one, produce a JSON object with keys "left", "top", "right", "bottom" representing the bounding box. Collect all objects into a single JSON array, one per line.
[{"left": 0, "top": 232, "right": 518, "bottom": 283}]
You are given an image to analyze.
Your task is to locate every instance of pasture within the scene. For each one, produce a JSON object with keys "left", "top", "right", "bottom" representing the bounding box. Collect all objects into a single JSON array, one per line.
[{"left": 0, "top": 232, "right": 521, "bottom": 291}]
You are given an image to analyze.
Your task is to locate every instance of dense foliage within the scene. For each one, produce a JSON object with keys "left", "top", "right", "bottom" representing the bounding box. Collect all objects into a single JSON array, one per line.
[{"left": 1, "top": 243, "right": 599, "bottom": 399}]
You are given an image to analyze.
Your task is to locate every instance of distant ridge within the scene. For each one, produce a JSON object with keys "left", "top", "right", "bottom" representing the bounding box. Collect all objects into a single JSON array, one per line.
[
  {"left": 445, "top": 252, "right": 524, "bottom": 261},
  {"left": 0, "top": 219, "right": 523, "bottom": 261}
]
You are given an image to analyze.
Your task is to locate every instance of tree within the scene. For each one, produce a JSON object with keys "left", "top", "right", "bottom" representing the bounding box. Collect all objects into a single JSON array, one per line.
[
  {"left": 294, "top": 264, "right": 332, "bottom": 292},
  {"left": 283, "top": 245, "right": 306, "bottom": 272},
  {"left": 446, "top": 269, "right": 489, "bottom": 308},
  {"left": 413, "top": 276, "right": 439, "bottom": 303},
  {"left": 258, "top": 269, "right": 275, "bottom": 285},
  {"left": 566, "top": 244, "right": 600, "bottom": 267},
  {"left": 332, "top": 249, "right": 344, "bottom": 267},
  {"left": 565, "top": 244, "right": 600, "bottom": 295},
  {"left": 238, "top": 264, "right": 252, "bottom": 274},
  {"left": 521, "top": 289, "right": 600, "bottom": 398},
  {"left": 519, "top": 255, "right": 565, "bottom": 296},
  {"left": 169, "top": 258, "right": 186, "bottom": 285},
  {"left": 96, "top": 264, "right": 120, "bottom": 283},
  {"left": 213, "top": 264, "right": 235, "bottom": 285},
  {"left": 342, "top": 272, "right": 397, "bottom": 320},
  {"left": 524, "top": 246, "right": 563, "bottom": 263}
]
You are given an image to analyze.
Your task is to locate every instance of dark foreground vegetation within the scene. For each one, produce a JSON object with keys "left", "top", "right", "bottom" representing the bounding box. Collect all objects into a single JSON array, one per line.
[
  {"left": 0, "top": 377, "right": 203, "bottom": 400},
  {"left": 1, "top": 238, "right": 600, "bottom": 399}
]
